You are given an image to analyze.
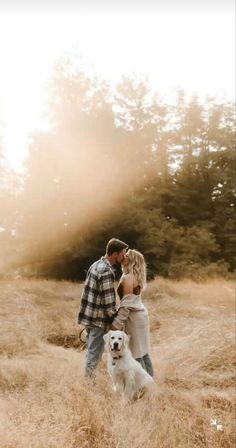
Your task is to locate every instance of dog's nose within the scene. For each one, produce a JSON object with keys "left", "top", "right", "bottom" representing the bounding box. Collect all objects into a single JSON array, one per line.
[{"left": 113, "top": 342, "right": 119, "bottom": 349}]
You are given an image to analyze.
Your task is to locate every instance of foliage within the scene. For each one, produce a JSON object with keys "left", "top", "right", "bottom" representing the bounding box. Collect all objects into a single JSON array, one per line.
[{"left": 1, "top": 58, "right": 235, "bottom": 279}]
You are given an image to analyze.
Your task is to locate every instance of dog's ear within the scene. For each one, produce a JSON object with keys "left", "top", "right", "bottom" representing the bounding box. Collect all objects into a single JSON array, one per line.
[
  {"left": 103, "top": 331, "right": 111, "bottom": 345},
  {"left": 123, "top": 332, "right": 130, "bottom": 348}
]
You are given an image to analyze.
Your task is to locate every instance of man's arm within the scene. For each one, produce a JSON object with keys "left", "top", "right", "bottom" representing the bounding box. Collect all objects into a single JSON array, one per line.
[{"left": 100, "top": 271, "right": 116, "bottom": 320}]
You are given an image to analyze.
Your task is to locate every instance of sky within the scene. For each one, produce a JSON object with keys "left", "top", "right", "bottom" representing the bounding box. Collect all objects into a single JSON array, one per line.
[{"left": 0, "top": 0, "right": 235, "bottom": 171}]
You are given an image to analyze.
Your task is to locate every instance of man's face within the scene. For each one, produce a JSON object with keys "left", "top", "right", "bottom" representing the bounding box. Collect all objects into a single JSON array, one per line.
[
  {"left": 116, "top": 248, "right": 127, "bottom": 264},
  {"left": 122, "top": 251, "right": 130, "bottom": 268}
]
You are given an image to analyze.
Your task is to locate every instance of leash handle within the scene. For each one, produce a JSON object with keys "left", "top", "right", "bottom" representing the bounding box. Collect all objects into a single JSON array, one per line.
[{"left": 79, "top": 327, "right": 87, "bottom": 345}]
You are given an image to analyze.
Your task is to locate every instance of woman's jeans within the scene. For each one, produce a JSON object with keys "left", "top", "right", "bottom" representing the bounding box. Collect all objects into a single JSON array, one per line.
[
  {"left": 135, "top": 353, "right": 154, "bottom": 377},
  {"left": 85, "top": 326, "right": 106, "bottom": 378}
]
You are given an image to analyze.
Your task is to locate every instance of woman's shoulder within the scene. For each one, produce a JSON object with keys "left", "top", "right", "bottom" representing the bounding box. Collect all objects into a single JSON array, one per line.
[
  {"left": 122, "top": 272, "right": 133, "bottom": 279},
  {"left": 122, "top": 273, "right": 134, "bottom": 283},
  {"left": 123, "top": 272, "right": 140, "bottom": 288}
]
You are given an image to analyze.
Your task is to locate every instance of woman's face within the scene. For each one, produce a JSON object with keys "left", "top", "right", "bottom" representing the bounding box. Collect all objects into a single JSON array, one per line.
[{"left": 122, "top": 251, "right": 130, "bottom": 268}]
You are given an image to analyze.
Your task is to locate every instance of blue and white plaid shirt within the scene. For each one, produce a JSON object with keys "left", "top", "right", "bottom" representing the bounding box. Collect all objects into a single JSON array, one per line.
[{"left": 78, "top": 257, "right": 117, "bottom": 330}]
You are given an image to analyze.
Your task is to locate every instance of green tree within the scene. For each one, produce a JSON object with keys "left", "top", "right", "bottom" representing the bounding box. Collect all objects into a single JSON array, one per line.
[{"left": 14, "top": 58, "right": 235, "bottom": 279}]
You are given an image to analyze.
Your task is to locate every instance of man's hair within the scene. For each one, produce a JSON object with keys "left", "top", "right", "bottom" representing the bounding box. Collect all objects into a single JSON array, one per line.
[{"left": 106, "top": 238, "right": 128, "bottom": 256}]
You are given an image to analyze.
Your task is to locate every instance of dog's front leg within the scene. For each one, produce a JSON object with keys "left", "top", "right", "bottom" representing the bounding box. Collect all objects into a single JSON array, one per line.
[
  {"left": 123, "top": 373, "right": 135, "bottom": 402},
  {"left": 107, "top": 357, "right": 113, "bottom": 377},
  {"left": 115, "top": 376, "right": 125, "bottom": 396}
]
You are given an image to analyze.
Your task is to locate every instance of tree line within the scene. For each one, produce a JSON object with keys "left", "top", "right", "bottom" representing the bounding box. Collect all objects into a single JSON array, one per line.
[{"left": 0, "top": 58, "right": 235, "bottom": 280}]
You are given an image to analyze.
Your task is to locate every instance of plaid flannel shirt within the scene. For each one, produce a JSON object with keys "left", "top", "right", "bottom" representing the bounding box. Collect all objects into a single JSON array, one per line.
[{"left": 78, "top": 257, "right": 116, "bottom": 330}]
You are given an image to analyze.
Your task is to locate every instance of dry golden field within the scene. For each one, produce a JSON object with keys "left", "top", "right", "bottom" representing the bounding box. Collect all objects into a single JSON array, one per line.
[{"left": 0, "top": 277, "right": 235, "bottom": 448}]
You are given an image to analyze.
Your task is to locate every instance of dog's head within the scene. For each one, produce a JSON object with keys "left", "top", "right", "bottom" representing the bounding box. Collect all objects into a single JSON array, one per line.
[{"left": 103, "top": 330, "right": 129, "bottom": 354}]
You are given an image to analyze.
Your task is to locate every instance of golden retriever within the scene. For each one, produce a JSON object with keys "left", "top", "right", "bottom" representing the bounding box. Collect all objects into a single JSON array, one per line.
[{"left": 103, "top": 330, "right": 154, "bottom": 402}]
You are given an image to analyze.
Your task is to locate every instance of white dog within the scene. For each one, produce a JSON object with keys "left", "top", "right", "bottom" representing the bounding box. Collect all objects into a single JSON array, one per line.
[{"left": 103, "top": 330, "right": 154, "bottom": 402}]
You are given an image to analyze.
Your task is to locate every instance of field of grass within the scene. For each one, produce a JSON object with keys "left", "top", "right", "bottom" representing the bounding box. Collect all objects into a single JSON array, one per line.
[{"left": 0, "top": 277, "right": 235, "bottom": 448}]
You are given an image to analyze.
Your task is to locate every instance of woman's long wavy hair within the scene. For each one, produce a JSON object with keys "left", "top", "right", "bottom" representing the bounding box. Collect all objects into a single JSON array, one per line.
[{"left": 123, "top": 249, "right": 147, "bottom": 290}]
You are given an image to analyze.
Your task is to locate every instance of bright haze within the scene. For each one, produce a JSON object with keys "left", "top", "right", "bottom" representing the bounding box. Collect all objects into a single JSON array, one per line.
[{"left": 0, "top": 0, "right": 234, "bottom": 171}]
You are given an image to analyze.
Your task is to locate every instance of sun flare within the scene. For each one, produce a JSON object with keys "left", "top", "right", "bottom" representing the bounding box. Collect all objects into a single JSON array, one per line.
[{"left": 0, "top": 9, "right": 234, "bottom": 170}]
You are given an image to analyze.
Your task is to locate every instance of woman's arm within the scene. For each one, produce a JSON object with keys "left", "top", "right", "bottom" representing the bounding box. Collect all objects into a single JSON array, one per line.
[
  {"left": 122, "top": 273, "right": 134, "bottom": 295},
  {"left": 110, "top": 274, "right": 134, "bottom": 330},
  {"left": 111, "top": 307, "right": 130, "bottom": 330}
]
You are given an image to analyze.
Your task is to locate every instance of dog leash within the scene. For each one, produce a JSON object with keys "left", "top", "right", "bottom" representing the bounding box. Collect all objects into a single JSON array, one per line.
[{"left": 78, "top": 327, "right": 87, "bottom": 350}]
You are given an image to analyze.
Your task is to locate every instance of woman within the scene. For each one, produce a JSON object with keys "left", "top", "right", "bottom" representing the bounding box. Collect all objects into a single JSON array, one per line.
[{"left": 111, "top": 249, "right": 154, "bottom": 377}]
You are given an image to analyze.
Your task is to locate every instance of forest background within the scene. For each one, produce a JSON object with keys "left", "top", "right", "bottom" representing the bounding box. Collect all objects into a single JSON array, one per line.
[{"left": 0, "top": 57, "right": 235, "bottom": 281}]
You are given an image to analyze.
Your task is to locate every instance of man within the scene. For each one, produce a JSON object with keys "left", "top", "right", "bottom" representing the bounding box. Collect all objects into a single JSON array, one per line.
[{"left": 78, "top": 238, "right": 128, "bottom": 377}]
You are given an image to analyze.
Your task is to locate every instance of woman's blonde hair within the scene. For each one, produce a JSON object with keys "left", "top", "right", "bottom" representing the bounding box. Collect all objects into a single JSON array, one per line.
[{"left": 124, "top": 249, "right": 147, "bottom": 290}]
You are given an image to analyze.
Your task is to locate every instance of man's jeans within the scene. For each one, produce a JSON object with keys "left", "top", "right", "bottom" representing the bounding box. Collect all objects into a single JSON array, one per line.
[
  {"left": 85, "top": 326, "right": 106, "bottom": 378},
  {"left": 135, "top": 353, "right": 154, "bottom": 377}
]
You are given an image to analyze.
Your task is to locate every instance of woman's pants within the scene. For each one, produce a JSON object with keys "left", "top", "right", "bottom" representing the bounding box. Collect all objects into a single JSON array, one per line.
[{"left": 135, "top": 353, "right": 154, "bottom": 377}]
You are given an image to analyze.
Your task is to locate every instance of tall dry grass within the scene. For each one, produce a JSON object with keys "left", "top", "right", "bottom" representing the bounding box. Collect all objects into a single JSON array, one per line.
[{"left": 0, "top": 277, "right": 235, "bottom": 448}]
